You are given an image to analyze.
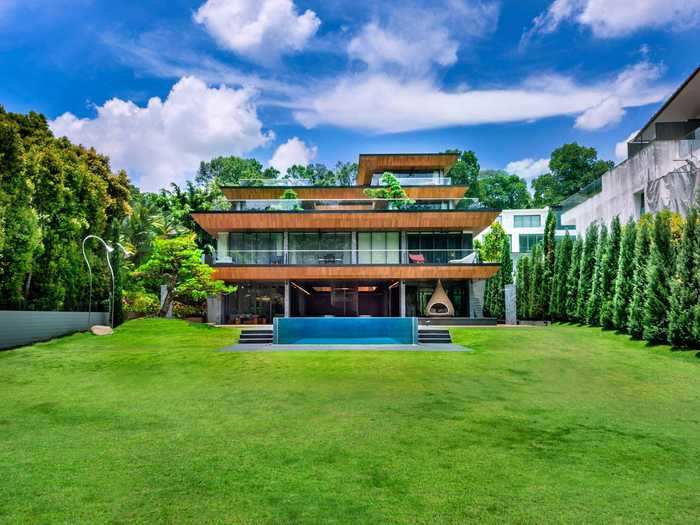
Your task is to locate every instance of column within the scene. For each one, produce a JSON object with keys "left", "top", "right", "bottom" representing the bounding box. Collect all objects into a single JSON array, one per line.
[
  {"left": 283, "top": 231, "right": 289, "bottom": 264},
  {"left": 351, "top": 231, "right": 358, "bottom": 264},
  {"left": 284, "top": 280, "right": 291, "bottom": 318},
  {"left": 400, "top": 280, "right": 406, "bottom": 317}
]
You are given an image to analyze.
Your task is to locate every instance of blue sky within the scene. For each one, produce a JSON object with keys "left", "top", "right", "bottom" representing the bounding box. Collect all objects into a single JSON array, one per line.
[{"left": 1, "top": 0, "right": 699, "bottom": 190}]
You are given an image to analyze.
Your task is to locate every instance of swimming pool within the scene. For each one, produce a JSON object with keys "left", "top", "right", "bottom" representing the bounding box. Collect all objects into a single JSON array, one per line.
[{"left": 274, "top": 317, "right": 418, "bottom": 345}]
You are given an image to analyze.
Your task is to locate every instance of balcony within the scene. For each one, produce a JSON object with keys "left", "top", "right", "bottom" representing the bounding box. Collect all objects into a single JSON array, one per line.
[
  {"left": 228, "top": 198, "right": 485, "bottom": 212},
  {"left": 213, "top": 248, "right": 479, "bottom": 266}
]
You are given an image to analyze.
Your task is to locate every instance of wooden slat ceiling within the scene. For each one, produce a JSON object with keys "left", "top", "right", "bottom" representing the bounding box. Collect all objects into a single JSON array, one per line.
[
  {"left": 212, "top": 264, "right": 500, "bottom": 282},
  {"left": 192, "top": 210, "right": 499, "bottom": 234},
  {"left": 222, "top": 185, "right": 468, "bottom": 200},
  {"left": 357, "top": 153, "right": 459, "bottom": 185}
]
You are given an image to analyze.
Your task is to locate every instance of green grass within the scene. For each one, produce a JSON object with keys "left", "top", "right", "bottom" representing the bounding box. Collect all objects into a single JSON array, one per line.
[{"left": 1, "top": 319, "right": 700, "bottom": 524}]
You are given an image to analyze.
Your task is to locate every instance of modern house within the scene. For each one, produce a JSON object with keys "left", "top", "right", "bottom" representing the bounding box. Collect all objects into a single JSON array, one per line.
[
  {"left": 474, "top": 207, "right": 576, "bottom": 262},
  {"left": 192, "top": 153, "right": 501, "bottom": 324},
  {"left": 562, "top": 66, "right": 700, "bottom": 231}
]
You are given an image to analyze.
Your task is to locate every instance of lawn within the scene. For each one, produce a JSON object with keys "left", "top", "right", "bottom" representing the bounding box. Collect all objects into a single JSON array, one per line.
[{"left": 1, "top": 319, "right": 699, "bottom": 524}]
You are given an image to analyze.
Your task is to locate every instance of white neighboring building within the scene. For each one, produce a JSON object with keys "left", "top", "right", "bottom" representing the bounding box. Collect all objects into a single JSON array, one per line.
[
  {"left": 562, "top": 66, "right": 700, "bottom": 232},
  {"left": 475, "top": 208, "right": 576, "bottom": 260}
]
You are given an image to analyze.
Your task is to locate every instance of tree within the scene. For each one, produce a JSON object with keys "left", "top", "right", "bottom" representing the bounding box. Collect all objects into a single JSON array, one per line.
[
  {"left": 542, "top": 208, "right": 557, "bottom": 317},
  {"left": 133, "top": 234, "right": 233, "bottom": 317},
  {"left": 446, "top": 150, "right": 480, "bottom": 195},
  {"left": 599, "top": 216, "right": 622, "bottom": 329},
  {"left": 485, "top": 237, "right": 513, "bottom": 319},
  {"left": 611, "top": 219, "right": 637, "bottom": 331},
  {"left": 477, "top": 221, "right": 509, "bottom": 262},
  {"left": 363, "top": 172, "right": 415, "bottom": 209},
  {"left": 550, "top": 233, "right": 573, "bottom": 320},
  {"left": 528, "top": 244, "right": 545, "bottom": 320},
  {"left": 195, "top": 156, "right": 265, "bottom": 187},
  {"left": 532, "top": 143, "right": 613, "bottom": 206},
  {"left": 575, "top": 224, "right": 599, "bottom": 321},
  {"left": 565, "top": 236, "right": 583, "bottom": 321},
  {"left": 334, "top": 161, "right": 358, "bottom": 186},
  {"left": 586, "top": 224, "right": 608, "bottom": 325},
  {"left": 628, "top": 218, "right": 652, "bottom": 338},
  {"left": 642, "top": 212, "right": 675, "bottom": 342},
  {"left": 285, "top": 163, "right": 337, "bottom": 186},
  {"left": 516, "top": 255, "right": 531, "bottom": 319},
  {"left": 476, "top": 171, "right": 532, "bottom": 209},
  {"left": 668, "top": 208, "right": 699, "bottom": 348}
]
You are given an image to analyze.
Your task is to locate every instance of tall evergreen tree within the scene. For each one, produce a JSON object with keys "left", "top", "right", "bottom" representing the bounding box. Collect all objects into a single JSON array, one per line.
[
  {"left": 542, "top": 209, "right": 557, "bottom": 317},
  {"left": 668, "top": 208, "right": 699, "bottom": 347},
  {"left": 528, "top": 244, "right": 545, "bottom": 320},
  {"left": 599, "top": 216, "right": 622, "bottom": 329},
  {"left": 628, "top": 218, "right": 652, "bottom": 338},
  {"left": 576, "top": 224, "right": 599, "bottom": 321},
  {"left": 642, "top": 212, "right": 675, "bottom": 342},
  {"left": 516, "top": 255, "right": 531, "bottom": 320},
  {"left": 550, "top": 234, "right": 573, "bottom": 320},
  {"left": 586, "top": 224, "right": 608, "bottom": 325},
  {"left": 612, "top": 219, "right": 637, "bottom": 331},
  {"left": 489, "top": 237, "right": 514, "bottom": 320},
  {"left": 565, "top": 236, "right": 583, "bottom": 321}
]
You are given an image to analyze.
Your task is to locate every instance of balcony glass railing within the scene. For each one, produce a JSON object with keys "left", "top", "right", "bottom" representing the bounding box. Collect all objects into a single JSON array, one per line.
[
  {"left": 214, "top": 249, "right": 479, "bottom": 265},
  {"left": 229, "top": 198, "right": 485, "bottom": 211},
  {"left": 679, "top": 129, "right": 700, "bottom": 159}
]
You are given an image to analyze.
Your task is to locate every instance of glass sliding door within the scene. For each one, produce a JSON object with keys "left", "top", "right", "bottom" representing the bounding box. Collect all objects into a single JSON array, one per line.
[{"left": 357, "top": 232, "right": 400, "bottom": 264}]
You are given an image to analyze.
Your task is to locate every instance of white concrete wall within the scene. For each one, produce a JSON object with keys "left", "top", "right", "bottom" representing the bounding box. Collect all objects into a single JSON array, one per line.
[
  {"left": 562, "top": 140, "right": 689, "bottom": 231},
  {"left": 0, "top": 310, "right": 110, "bottom": 350}
]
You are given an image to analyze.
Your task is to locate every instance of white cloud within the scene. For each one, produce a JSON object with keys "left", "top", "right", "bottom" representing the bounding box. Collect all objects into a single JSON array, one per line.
[
  {"left": 50, "top": 76, "right": 273, "bottom": 191},
  {"left": 193, "top": 0, "right": 320, "bottom": 63},
  {"left": 348, "top": 22, "right": 457, "bottom": 74},
  {"left": 505, "top": 158, "right": 550, "bottom": 184},
  {"left": 523, "top": 0, "right": 700, "bottom": 42},
  {"left": 574, "top": 96, "right": 624, "bottom": 130},
  {"left": 615, "top": 129, "right": 640, "bottom": 161},
  {"left": 293, "top": 62, "right": 669, "bottom": 134},
  {"left": 269, "top": 137, "right": 317, "bottom": 174}
]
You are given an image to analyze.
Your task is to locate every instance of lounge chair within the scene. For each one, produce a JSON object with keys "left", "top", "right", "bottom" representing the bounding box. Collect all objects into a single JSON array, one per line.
[
  {"left": 408, "top": 253, "right": 425, "bottom": 264},
  {"left": 448, "top": 252, "right": 478, "bottom": 264}
]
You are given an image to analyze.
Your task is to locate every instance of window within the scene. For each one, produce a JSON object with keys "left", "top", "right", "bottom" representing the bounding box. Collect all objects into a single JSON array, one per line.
[
  {"left": 229, "top": 232, "right": 283, "bottom": 264},
  {"left": 358, "top": 232, "right": 400, "bottom": 264},
  {"left": 519, "top": 234, "right": 544, "bottom": 253},
  {"left": 406, "top": 232, "right": 471, "bottom": 263},
  {"left": 513, "top": 214, "right": 542, "bottom": 228},
  {"left": 634, "top": 191, "right": 645, "bottom": 217},
  {"left": 288, "top": 232, "right": 352, "bottom": 264}
]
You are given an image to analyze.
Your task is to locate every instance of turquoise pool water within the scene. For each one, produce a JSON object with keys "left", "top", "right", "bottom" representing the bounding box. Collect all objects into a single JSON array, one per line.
[{"left": 274, "top": 317, "right": 418, "bottom": 345}]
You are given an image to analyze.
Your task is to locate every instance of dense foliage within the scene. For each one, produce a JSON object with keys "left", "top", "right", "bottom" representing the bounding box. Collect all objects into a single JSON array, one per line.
[{"left": 515, "top": 209, "right": 700, "bottom": 348}]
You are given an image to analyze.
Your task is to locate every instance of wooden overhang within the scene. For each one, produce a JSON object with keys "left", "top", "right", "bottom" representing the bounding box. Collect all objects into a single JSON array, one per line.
[
  {"left": 357, "top": 153, "right": 458, "bottom": 186},
  {"left": 222, "top": 185, "right": 468, "bottom": 200},
  {"left": 192, "top": 209, "right": 499, "bottom": 235},
  {"left": 211, "top": 264, "right": 500, "bottom": 282}
]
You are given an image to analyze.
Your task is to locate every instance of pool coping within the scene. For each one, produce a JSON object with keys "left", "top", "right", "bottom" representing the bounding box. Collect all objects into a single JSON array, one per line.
[{"left": 219, "top": 343, "right": 471, "bottom": 352}]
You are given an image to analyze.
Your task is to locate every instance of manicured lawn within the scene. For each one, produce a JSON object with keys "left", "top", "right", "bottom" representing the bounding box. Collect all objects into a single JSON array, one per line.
[{"left": 1, "top": 319, "right": 699, "bottom": 524}]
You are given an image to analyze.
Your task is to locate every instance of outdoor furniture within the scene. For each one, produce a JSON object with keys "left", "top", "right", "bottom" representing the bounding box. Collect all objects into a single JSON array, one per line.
[
  {"left": 448, "top": 252, "right": 478, "bottom": 264},
  {"left": 408, "top": 253, "right": 425, "bottom": 264}
]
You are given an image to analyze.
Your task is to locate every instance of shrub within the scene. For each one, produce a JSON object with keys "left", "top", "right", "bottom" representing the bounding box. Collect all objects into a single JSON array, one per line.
[
  {"left": 612, "top": 219, "right": 637, "bottom": 331},
  {"left": 123, "top": 290, "right": 160, "bottom": 316},
  {"left": 565, "top": 236, "right": 583, "bottom": 320},
  {"left": 628, "top": 218, "right": 652, "bottom": 338},
  {"left": 642, "top": 212, "right": 675, "bottom": 343},
  {"left": 172, "top": 302, "right": 204, "bottom": 319},
  {"left": 599, "top": 216, "right": 621, "bottom": 329},
  {"left": 668, "top": 208, "right": 699, "bottom": 348},
  {"left": 576, "top": 224, "right": 598, "bottom": 321}
]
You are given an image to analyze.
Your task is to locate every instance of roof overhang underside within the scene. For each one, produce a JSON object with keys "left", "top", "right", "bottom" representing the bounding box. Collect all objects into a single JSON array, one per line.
[{"left": 356, "top": 153, "right": 459, "bottom": 185}]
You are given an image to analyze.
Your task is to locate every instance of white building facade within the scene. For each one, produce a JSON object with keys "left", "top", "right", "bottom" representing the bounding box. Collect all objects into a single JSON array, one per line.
[
  {"left": 475, "top": 208, "right": 576, "bottom": 260},
  {"left": 562, "top": 67, "right": 700, "bottom": 231}
]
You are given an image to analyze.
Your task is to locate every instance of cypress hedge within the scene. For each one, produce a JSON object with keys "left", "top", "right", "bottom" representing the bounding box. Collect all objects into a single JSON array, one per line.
[
  {"left": 599, "top": 216, "right": 622, "bottom": 329},
  {"left": 628, "top": 218, "right": 652, "bottom": 339},
  {"left": 565, "top": 236, "right": 583, "bottom": 320},
  {"left": 586, "top": 224, "right": 608, "bottom": 325},
  {"left": 668, "top": 208, "right": 699, "bottom": 347},
  {"left": 611, "top": 219, "right": 637, "bottom": 332},
  {"left": 550, "top": 234, "right": 573, "bottom": 320},
  {"left": 642, "top": 212, "right": 675, "bottom": 343},
  {"left": 516, "top": 255, "right": 531, "bottom": 320}
]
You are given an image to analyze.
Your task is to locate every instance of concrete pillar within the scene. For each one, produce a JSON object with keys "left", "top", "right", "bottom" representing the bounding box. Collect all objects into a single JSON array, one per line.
[
  {"left": 207, "top": 294, "right": 223, "bottom": 324},
  {"left": 400, "top": 280, "right": 406, "bottom": 317},
  {"left": 400, "top": 231, "right": 408, "bottom": 264},
  {"left": 351, "top": 232, "right": 358, "bottom": 264},
  {"left": 284, "top": 280, "right": 291, "bottom": 317},
  {"left": 469, "top": 279, "right": 485, "bottom": 318},
  {"left": 283, "top": 232, "right": 289, "bottom": 264},
  {"left": 160, "top": 285, "right": 173, "bottom": 318},
  {"left": 505, "top": 284, "right": 516, "bottom": 325}
]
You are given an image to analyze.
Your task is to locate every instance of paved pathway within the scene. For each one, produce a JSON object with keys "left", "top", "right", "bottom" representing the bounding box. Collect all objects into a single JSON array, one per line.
[{"left": 220, "top": 343, "right": 472, "bottom": 353}]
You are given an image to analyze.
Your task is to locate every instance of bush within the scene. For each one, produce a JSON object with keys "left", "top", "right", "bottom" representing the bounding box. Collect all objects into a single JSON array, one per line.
[
  {"left": 123, "top": 290, "right": 160, "bottom": 316},
  {"left": 172, "top": 302, "right": 204, "bottom": 319}
]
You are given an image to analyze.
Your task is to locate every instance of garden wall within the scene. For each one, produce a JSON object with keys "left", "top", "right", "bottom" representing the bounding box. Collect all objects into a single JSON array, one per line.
[{"left": 0, "top": 311, "right": 109, "bottom": 350}]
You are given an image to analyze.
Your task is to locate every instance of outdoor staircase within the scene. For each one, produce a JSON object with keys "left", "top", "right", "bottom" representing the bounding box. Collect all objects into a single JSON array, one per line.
[
  {"left": 238, "top": 329, "right": 273, "bottom": 345},
  {"left": 418, "top": 328, "right": 452, "bottom": 344}
]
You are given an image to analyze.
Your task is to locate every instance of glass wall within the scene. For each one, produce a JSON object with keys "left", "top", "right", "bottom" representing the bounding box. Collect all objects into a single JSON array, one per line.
[
  {"left": 406, "top": 232, "right": 472, "bottom": 264},
  {"left": 358, "top": 232, "right": 400, "bottom": 264},
  {"left": 228, "top": 232, "right": 284, "bottom": 264},
  {"left": 518, "top": 234, "right": 544, "bottom": 253},
  {"left": 288, "top": 232, "right": 352, "bottom": 264}
]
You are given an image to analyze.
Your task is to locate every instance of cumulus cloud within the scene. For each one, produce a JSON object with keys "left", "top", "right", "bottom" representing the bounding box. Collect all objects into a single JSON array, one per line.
[
  {"left": 523, "top": 0, "right": 700, "bottom": 43},
  {"left": 293, "top": 61, "right": 668, "bottom": 134},
  {"left": 193, "top": 0, "right": 320, "bottom": 63},
  {"left": 575, "top": 96, "right": 625, "bottom": 130},
  {"left": 615, "top": 129, "right": 640, "bottom": 161},
  {"left": 50, "top": 76, "right": 273, "bottom": 191},
  {"left": 505, "top": 158, "right": 550, "bottom": 184},
  {"left": 269, "top": 137, "right": 317, "bottom": 174}
]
